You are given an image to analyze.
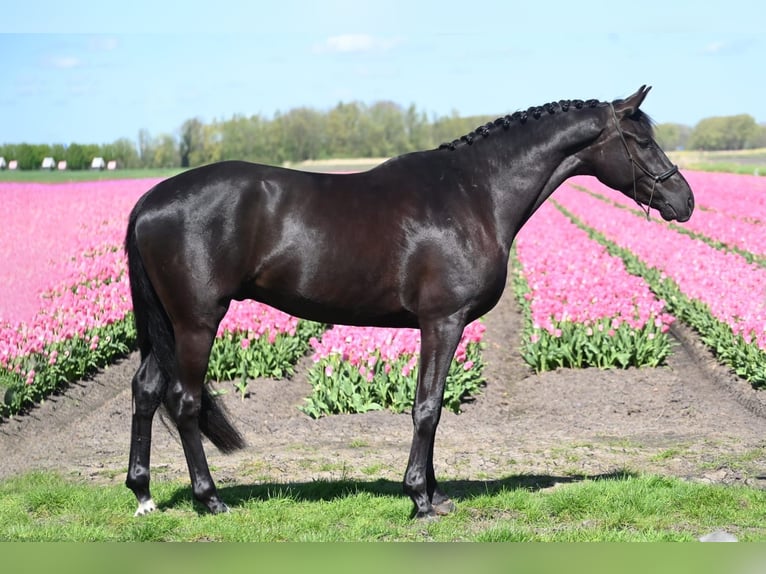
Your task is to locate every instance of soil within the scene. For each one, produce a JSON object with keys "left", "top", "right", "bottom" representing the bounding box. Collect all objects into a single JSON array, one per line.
[{"left": 2, "top": 289, "right": 766, "bottom": 501}]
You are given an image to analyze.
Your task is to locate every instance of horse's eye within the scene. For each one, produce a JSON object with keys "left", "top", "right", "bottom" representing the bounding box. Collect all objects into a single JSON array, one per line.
[{"left": 637, "top": 139, "right": 652, "bottom": 149}]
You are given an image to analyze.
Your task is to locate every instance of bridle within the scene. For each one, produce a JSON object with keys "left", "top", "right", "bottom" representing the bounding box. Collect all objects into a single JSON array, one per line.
[{"left": 609, "top": 103, "right": 679, "bottom": 220}]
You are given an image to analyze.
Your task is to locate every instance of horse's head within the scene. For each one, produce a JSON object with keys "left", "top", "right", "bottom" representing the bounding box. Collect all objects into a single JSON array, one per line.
[{"left": 588, "top": 85, "right": 694, "bottom": 222}]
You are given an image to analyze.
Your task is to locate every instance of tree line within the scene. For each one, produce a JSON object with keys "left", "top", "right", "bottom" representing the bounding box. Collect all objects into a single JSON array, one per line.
[
  {"left": 655, "top": 114, "right": 766, "bottom": 151},
  {"left": 2, "top": 101, "right": 764, "bottom": 170}
]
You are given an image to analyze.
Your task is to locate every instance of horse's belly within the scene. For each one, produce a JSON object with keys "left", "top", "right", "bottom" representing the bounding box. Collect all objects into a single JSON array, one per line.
[
  {"left": 243, "top": 271, "right": 416, "bottom": 328},
  {"left": 249, "top": 289, "right": 417, "bottom": 328}
]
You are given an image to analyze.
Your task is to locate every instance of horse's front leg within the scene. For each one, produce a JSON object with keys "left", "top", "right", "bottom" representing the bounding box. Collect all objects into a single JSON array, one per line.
[{"left": 403, "top": 314, "right": 465, "bottom": 519}]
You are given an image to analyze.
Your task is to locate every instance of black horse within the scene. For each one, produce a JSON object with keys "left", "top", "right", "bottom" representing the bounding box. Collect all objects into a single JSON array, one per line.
[{"left": 124, "top": 86, "right": 694, "bottom": 518}]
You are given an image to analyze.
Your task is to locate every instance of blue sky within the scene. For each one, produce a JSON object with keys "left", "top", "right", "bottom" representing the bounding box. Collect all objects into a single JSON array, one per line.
[{"left": 2, "top": 0, "right": 764, "bottom": 144}]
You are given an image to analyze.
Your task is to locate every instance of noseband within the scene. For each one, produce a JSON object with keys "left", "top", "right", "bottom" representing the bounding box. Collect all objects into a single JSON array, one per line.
[{"left": 609, "top": 103, "right": 679, "bottom": 220}]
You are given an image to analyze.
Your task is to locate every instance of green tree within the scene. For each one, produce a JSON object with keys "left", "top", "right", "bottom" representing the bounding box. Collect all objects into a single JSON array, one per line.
[
  {"left": 196, "top": 122, "right": 223, "bottom": 165},
  {"left": 688, "top": 114, "right": 760, "bottom": 150},
  {"left": 220, "top": 114, "right": 271, "bottom": 163},
  {"left": 273, "top": 107, "right": 325, "bottom": 162},
  {"left": 179, "top": 118, "right": 204, "bottom": 168},
  {"left": 10, "top": 101, "right": 764, "bottom": 168},
  {"left": 64, "top": 143, "right": 97, "bottom": 170},
  {"left": 750, "top": 124, "right": 766, "bottom": 148},
  {"left": 137, "top": 129, "right": 154, "bottom": 168},
  {"left": 0, "top": 144, "right": 15, "bottom": 165},
  {"left": 102, "top": 137, "right": 141, "bottom": 168},
  {"left": 16, "top": 143, "right": 51, "bottom": 170},
  {"left": 367, "top": 101, "right": 408, "bottom": 157},
  {"left": 431, "top": 112, "right": 496, "bottom": 148},
  {"left": 404, "top": 104, "right": 430, "bottom": 152},
  {"left": 326, "top": 102, "right": 366, "bottom": 158},
  {"left": 654, "top": 123, "right": 692, "bottom": 151},
  {"left": 151, "top": 134, "right": 179, "bottom": 168},
  {"left": 49, "top": 144, "right": 67, "bottom": 167}
]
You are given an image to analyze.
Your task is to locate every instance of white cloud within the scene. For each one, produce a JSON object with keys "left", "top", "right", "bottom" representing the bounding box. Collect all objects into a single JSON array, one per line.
[
  {"left": 88, "top": 36, "right": 119, "bottom": 52},
  {"left": 701, "top": 38, "right": 755, "bottom": 57},
  {"left": 702, "top": 41, "right": 725, "bottom": 54},
  {"left": 48, "top": 55, "right": 82, "bottom": 69},
  {"left": 314, "top": 34, "right": 402, "bottom": 54}
]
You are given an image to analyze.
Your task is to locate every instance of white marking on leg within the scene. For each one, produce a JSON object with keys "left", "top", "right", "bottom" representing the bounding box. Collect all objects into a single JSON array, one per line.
[{"left": 134, "top": 499, "right": 157, "bottom": 516}]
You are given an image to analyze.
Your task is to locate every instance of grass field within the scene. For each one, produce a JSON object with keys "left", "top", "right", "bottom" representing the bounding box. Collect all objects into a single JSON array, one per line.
[
  {"left": 1, "top": 470, "right": 765, "bottom": 541},
  {"left": 0, "top": 159, "right": 387, "bottom": 183},
  {"left": 668, "top": 148, "right": 766, "bottom": 176},
  {"left": 0, "top": 167, "right": 183, "bottom": 183}
]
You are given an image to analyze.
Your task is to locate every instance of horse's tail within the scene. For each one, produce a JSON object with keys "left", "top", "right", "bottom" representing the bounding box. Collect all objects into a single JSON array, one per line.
[{"left": 125, "top": 201, "right": 245, "bottom": 453}]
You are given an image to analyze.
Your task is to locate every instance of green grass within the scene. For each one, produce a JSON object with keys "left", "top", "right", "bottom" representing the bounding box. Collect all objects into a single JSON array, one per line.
[
  {"left": 0, "top": 159, "right": 384, "bottom": 183},
  {"left": 668, "top": 148, "right": 766, "bottom": 176},
  {"left": 2, "top": 470, "right": 765, "bottom": 541},
  {"left": 688, "top": 162, "right": 766, "bottom": 176},
  {"left": 0, "top": 168, "right": 184, "bottom": 182}
]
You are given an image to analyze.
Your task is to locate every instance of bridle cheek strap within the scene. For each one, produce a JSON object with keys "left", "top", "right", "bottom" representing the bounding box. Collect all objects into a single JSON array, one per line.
[{"left": 609, "top": 103, "right": 679, "bottom": 221}]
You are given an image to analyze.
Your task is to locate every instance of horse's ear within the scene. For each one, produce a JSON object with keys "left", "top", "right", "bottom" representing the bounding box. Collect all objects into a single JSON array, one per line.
[{"left": 613, "top": 85, "right": 652, "bottom": 117}]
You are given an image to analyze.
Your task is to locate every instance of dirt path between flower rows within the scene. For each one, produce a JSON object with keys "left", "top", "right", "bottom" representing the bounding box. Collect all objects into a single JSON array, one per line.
[{"left": 2, "top": 286, "right": 766, "bottom": 504}]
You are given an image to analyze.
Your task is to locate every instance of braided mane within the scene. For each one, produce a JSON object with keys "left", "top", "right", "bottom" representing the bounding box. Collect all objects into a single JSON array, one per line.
[{"left": 439, "top": 98, "right": 603, "bottom": 151}]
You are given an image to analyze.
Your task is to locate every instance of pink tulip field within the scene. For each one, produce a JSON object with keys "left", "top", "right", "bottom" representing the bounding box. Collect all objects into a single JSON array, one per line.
[
  {"left": 513, "top": 202, "right": 674, "bottom": 371},
  {"left": 1, "top": 169, "right": 764, "bottom": 417},
  {"left": 206, "top": 299, "right": 326, "bottom": 396},
  {"left": 571, "top": 173, "right": 766, "bottom": 263},
  {"left": 682, "top": 171, "right": 766, "bottom": 223},
  {"left": 302, "top": 321, "right": 486, "bottom": 417},
  {"left": 555, "top": 177, "right": 766, "bottom": 384},
  {"left": 0, "top": 181, "right": 159, "bottom": 414}
]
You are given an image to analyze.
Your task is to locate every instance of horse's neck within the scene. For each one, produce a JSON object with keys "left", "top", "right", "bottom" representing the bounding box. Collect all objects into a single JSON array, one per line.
[
  {"left": 523, "top": 154, "right": 586, "bottom": 220},
  {"left": 481, "top": 110, "right": 604, "bottom": 249}
]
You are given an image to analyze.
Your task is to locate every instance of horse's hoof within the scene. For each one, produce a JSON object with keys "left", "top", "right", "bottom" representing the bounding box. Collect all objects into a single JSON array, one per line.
[
  {"left": 433, "top": 498, "right": 456, "bottom": 515},
  {"left": 134, "top": 498, "right": 157, "bottom": 517},
  {"left": 414, "top": 508, "right": 439, "bottom": 520},
  {"left": 208, "top": 500, "right": 230, "bottom": 514}
]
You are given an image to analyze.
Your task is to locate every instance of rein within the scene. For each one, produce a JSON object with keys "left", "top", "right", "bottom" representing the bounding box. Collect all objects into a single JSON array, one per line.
[{"left": 609, "top": 103, "right": 679, "bottom": 220}]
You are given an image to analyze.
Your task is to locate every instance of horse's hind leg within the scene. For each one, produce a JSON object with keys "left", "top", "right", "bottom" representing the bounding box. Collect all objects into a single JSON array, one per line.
[
  {"left": 403, "top": 314, "right": 465, "bottom": 519},
  {"left": 126, "top": 353, "right": 164, "bottom": 516},
  {"left": 428, "top": 442, "right": 456, "bottom": 515},
  {"left": 165, "top": 324, "right": 229, "bottom": 514}
]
